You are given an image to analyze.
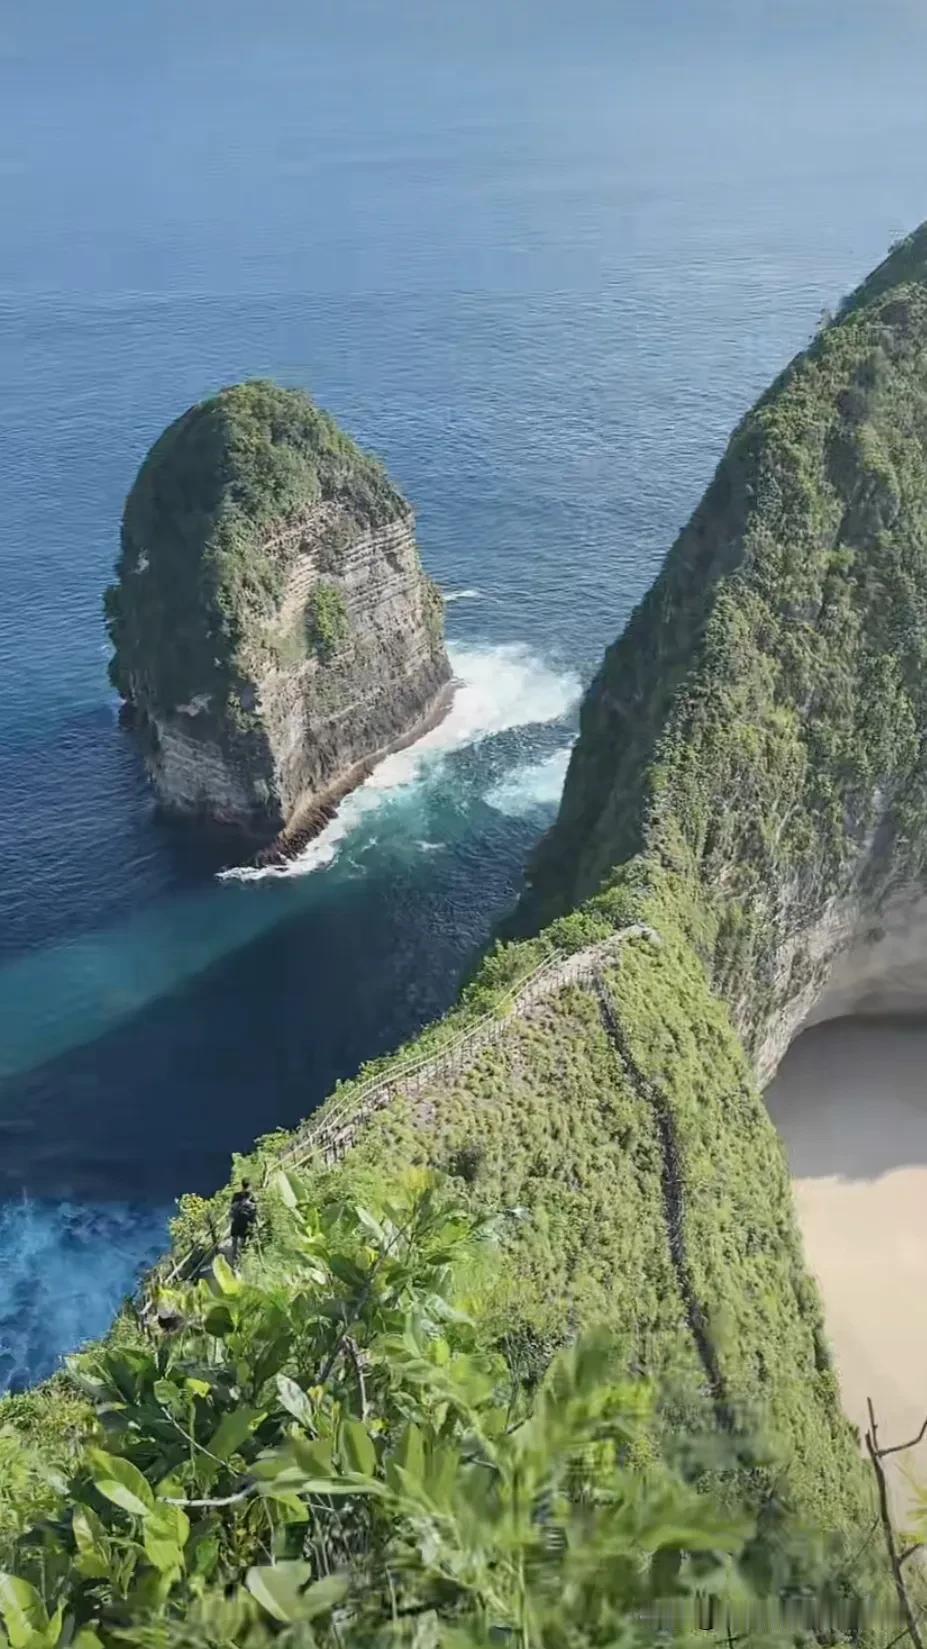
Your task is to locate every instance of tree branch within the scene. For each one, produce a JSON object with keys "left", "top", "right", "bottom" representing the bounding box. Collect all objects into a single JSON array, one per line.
[
  {"left": 876, "top": 1416, "right": 927, "bottom": 1460},
  {"left": 866, "top": 1397, "right": 925, "bottom": 1649},
  {"left": 162, "top": 1485, "right": 255, "bottom": 1509}
]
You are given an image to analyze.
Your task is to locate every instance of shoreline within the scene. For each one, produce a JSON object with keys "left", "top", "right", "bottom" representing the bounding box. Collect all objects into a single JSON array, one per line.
[
  {"left": 766, "top": 1016, "right": 927, "bottom": 1517},
  {"left": 254, "top": 676, "right": 458, "bottom": 867}
]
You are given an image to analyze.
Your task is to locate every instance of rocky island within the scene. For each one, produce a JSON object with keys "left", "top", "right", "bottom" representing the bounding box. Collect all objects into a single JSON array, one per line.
[
  {"left": 105, "top": 381, "right": 451, "bottom": 854},
  {"left": 10, "top": 228, "right": 927, "bottom": 1636}
]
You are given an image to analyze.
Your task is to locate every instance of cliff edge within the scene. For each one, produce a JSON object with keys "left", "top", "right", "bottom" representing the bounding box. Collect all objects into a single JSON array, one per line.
[
  {"left": 14, "top": 236, "right": 927, "bottom": 1629},
  {"left": 512, "top": 223, "right": 927, "bottom": 1079},
  {"left": 105, "top": 381, "right": 451, "bottom": 847}
]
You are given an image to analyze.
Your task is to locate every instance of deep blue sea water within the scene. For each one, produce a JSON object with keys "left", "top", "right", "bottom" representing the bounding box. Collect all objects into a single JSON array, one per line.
[{"left": 2, "top": 0, "right": 927, "bottom": 1389}]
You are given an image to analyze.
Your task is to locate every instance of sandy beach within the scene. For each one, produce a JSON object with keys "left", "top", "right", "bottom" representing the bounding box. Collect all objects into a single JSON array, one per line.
[{"left": 767, "top": 1019, "right": 927, "bottom": 1519}]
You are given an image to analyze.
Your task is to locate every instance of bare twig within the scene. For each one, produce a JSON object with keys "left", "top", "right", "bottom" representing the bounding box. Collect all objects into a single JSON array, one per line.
[
  {"left": 900, "top": 1546, "right": 924, "bottom": 1568},
  {"left": 162, "top": 1485, "right": 255, "bottom": 1509},
  {"left": 878, "top": 1418, "right": 927, "bottom": 1460},
  {"left": 865, "top": 1397, "right": 925, "bottom": 1649},
  {"left": 159, "top": 1406, "right": 229, "bottom": 1470},
  {"left": 885, "top": 1629, "right": 915, "bottom": 1649},
  {"left": 884, "top": 1607, "right": 927, "bottom": 1649}
]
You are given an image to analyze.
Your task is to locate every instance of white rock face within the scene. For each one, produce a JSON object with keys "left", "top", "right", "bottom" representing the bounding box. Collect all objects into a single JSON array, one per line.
[
  {"left": 750, "top": 880, "right": 927, "bottom": 1088},
  {"left": 809, "top": 886, "right": 927, "bottom": 1021},
  {"left": 142, "top": 502, "right": 451, "bottom": 843}
]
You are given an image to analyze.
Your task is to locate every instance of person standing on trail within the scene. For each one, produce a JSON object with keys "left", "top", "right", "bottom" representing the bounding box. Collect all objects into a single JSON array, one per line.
[{"left": 230, "top": 1180, "right": 258, "bottom": 1265}]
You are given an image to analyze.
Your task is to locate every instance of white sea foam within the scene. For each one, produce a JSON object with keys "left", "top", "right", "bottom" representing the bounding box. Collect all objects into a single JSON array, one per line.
[
  {"left": 485, "top": 747, "right": 572, "bottom": 817},
  {"left": 219, "top": 643, "right": 580, "bottom": 883},
  {"left": 444, "top": 587, "right": 484, "bottom": 602}
]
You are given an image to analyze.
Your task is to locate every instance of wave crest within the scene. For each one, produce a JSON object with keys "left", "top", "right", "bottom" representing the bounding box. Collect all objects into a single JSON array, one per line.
[{"left": 220, "top": 643, "right": 580, "bottom": 884}]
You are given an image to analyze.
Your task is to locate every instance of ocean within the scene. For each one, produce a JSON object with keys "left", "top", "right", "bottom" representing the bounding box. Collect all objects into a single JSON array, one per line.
[{"left": 2, "top": 0, "right": 926, "bottom": 1389}]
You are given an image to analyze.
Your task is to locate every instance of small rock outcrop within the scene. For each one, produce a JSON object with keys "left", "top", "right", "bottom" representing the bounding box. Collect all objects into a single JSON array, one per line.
[
  {"left": 510, "top": 223, "right": 927, "bottom": 1080},
  {"left": 106, "top": 381, "right": 451, "bottom": 850}
]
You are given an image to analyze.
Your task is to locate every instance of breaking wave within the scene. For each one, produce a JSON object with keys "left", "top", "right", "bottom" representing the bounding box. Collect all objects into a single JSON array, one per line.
[
  {"left": 0, "top": 1197, "right": 169, "bottom": 1391},
  {"left": 0, "top": 642, "right": 580, "bottom": 1082},
  {"left": 219, "top": 643, "right": 580, "bottom": 883},
  {"left": 485, "top": 746, "right": 572, "bottom": 817}
]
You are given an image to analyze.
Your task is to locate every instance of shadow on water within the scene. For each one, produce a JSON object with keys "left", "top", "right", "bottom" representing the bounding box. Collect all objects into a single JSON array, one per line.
[
  {"left": 0, "top": 805, "right": 534, "bottom": 1205},
  {"left": 0, "top": 702, "right": 254, "bottom": 964},
  {"left": 0, "top": 801, "right": 537, "bottom": 1389}
]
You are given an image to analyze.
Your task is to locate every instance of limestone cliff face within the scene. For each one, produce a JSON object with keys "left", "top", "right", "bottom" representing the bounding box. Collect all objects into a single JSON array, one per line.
[
  {"left": 510, "top": 224, "right": 927, "bottom": 1079},
  {"left": 106, "top": 382, "right": 451, "bottom": 845}
]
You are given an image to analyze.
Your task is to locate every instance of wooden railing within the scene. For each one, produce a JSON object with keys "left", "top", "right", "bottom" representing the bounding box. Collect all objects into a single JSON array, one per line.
[{"left": 138, "top": 924, "right": 660, "bottom": 1311}]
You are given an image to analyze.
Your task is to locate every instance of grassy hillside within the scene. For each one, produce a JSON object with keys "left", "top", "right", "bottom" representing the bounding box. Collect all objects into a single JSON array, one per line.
[
  {"left": 9, "top": 231, "right": 927, "bottom": 1637},
  {"left": 0, "top": 877, "right": 890, "bottom": 1639},
  {"left": 512, "top": 224, "right": 927, "bottom": 1051}
]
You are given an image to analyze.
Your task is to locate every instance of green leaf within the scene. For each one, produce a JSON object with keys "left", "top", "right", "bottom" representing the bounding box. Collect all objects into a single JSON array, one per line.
[
  {"left": 328, "top": 1254, "right": 368, "bottom": 1290},
  {"left": 188, "top": 1532, "right": 220, "bottom": 1579},
  {"left": 298, "top": 1575, "right": 349, "bottom": 1619},
  {"left": 87, "top": 1449, "right": 155, "bottom": 1517},
  {"left": 355, "top": 1205, "right": 388, "bottom": 1245},
  {"left": 246, "top": 1564, "right": 347, "bottom": 1624},
  {"left": 292, "top": 1435, "right": 333, "bottom": 1475},
  {"left": 263, "top": 1489, "right": 310, "bottom": 1523},
  {"left": 143, "top": 1502, "right": 190, "bottom": 1572},
  {"left": 203, "top": 1306, "right": 234, "bottom": 1338},
  {"left": 0, "top": 1575, "right": 48, "bottom": 1648},
  {"left": 276, "top": 1374, "right": 314, "bottom": 1427},
  {"left": 73, "top": 1633, "right": 105, "bottom": 1649},
  {"left": 255, "top": 1467, "right": 381, "bottom": 1498},
  {"left": 271, "top": 1169, "right": 300, "bottom": 1210},
  {"left": 246, "top": 1561, "right": 313, "bottom": 1624},
  {"left": 341, "top": 1418, "right": 376, "bottom": 1477},
  {"left": 206, "top": 1405, "right": 260, "bottom": 1464},
  {"left": 212, "top": 1253, "right": 240, "bottom": 1295},
  {"left": 153, "top": 1378, "right": 183, "bottom": 1411},
  {"left": 63, "top": 1359, "right": 107, "bottom": 1400},
  {"left": 393, "top": 1422, "right": 425, "bottom": 1485},
  {"left": 73, "top": 1503, "right": 107, "bottom": 1552},
  {"left": 72, "top": 1507, "right": 110, "bottom": 1579}
]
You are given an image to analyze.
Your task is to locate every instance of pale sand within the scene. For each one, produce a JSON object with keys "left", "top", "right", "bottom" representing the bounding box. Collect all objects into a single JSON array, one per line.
[{"left": 766, "top": 1019, "right": 927, "bottom": 1520}]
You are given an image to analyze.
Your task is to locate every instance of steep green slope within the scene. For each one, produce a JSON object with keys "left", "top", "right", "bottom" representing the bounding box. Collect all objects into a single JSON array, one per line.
[
  {"left": 510, "top": 225, "right": 927, "bottom": 1071},
  {"left": 106, "top": 380, "right": 401, "bottom": 716},
  {"left": 9, "top": 231, "right": 927, "bottom": 1635},
  {"left": 0, "top": 905, "right": 888, "bottom": 1639}
]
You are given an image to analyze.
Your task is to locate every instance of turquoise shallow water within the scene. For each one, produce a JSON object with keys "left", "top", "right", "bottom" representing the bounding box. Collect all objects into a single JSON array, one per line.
[{"left": 2, "top": 0, "right": 927, "bottom": 1388}]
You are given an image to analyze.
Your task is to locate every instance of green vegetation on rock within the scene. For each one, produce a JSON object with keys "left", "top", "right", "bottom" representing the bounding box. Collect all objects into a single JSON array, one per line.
[
  {"left": 16, "top": 231, "right": 927, "bottom": 1634},
  {"left": 106, "top": 381, "right": 403, "bottom": 717},
  {"left": 306, "top": 583, "right": 350, "bottom": 662},
  {"left": 0, "top": 1172, "right": 891, "bottom": 1645},
  {"left": 512, "top": 226, "right": 927, "bottom": 1059}
]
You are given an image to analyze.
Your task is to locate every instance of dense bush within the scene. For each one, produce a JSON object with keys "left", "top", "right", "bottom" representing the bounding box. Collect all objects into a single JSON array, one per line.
[
  {"left": 106, "top": 381, "right": 403, "bottom": 715},
  {"left": 514, "top": 227, "right": 927, "bottom": 1057},
  {"left": 0, "top": 1171, "right": 847, "bottom": 1648},
  {"left": 306, "top": 584, "right": 350, "bottom": 663}
]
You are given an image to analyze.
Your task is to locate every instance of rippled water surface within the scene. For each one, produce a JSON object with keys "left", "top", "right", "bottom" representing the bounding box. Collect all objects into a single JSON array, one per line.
[{"left": 2, "top": 0, "right": 927, "bottom": 1387}]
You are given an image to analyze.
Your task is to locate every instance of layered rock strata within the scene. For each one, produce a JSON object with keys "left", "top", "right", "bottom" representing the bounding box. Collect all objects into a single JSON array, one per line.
[{"left": 106, "top": 381, "right": 451, "bottom": 850}]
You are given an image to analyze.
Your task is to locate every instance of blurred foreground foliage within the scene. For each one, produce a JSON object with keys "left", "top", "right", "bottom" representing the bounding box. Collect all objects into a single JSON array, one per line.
[{"left": 0, "top": 1171, "right": 889, "bottom": 1648}]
